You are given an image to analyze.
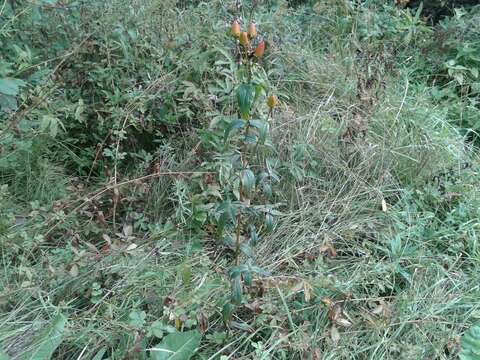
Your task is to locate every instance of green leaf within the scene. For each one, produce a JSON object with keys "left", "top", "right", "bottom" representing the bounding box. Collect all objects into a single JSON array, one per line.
[
  {"left": 222, "top": 302, "right": 234, "bottom": 323},
  {"left": 470, "top": 67, "right": 479, "bottom": 79},
  {"left": 249, "top": 225, "right": 258, "bottom": 246},
  {"left": 229, "top": 264, "right": 249, "bottom": 279},
  {"left": 242, "top": 270, "right": 252, "bottom": 286},
  {"left": 0, "top": 78, "right": 25, "bottom": 96},
  {"left": 231, "top": 276, "right": 243, "bottom": 305},
  {"left": 237, "top": 84, "right": 255, "bottom": 120},
  {"left": 218, "top": 200, "right": 236, "bottom": 230},
  {"left": 224, "top": 119, "right": 245, "bottom": 141},
  {"left": 460, "top": 323, "right": 480, "bottom": 360},
  {"left": 91, "top": 347, "right": 107, "bottom": 360},
  {"left": 241, "top": 169, "right": 255, "bottom": 197},
  {"left": 129, "top": 310, "right": 147, "bottom": 329},
  {"left": 151, "top": 330, "right": 201, "bottom": 360},
  {"left": 40, "top": 115, "right": 66, "bottom": 138},
  {"left": 249, "top": 119, "right": 268, "bottom": 143},
  {"left": 265, "top": 213, "right": 274, "bottom": 233},
  {"left": 0, "top": 94, "right": 18, "bottom": 112},
  {"left": 0, "top": 350, "right": 10, "bottom": 360},
  {"left": 148, "top": 321, "right": 177, "bottom": 339},
  {"left": 253, "top": 84, "right": 266, "bottom": 104},
  {"left": 19, "top": 313, "right": 67, "bottom": 360},
  {"left": 240, "top": 243, "right": 253, "bottom": 257}
]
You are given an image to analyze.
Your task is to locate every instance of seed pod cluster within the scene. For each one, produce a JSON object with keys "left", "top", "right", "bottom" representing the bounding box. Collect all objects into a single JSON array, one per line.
[{"left": 230, "top": 19, "right": 265, "bottom": 59}]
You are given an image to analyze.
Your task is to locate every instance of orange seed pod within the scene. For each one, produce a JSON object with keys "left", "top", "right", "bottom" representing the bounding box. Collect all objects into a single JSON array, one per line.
[
  {"left": 231, "top": 20, "right": 241, "bottom": 37},
  {"left": 239, "top": 31, "right": 249, "bottom": 47},
  {"left": 248, "top": 22, "right": 257, "bottom": 39},
  {"left": 254, "top": 40, "right": 265, "bottom": 59},
  {"left": 267, "top": 95, "right": 278, "bottom": 109}
]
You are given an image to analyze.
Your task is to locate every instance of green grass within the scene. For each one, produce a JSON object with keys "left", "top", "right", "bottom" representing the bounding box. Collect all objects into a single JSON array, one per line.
[{"left": 1, "top": 0, "right": 480, "bottom": 359}]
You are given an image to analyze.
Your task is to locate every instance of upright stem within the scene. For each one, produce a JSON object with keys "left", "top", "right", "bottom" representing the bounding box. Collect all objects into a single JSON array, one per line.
[{"left": 235, "top": 190, "right": 242, "bottom": 265}]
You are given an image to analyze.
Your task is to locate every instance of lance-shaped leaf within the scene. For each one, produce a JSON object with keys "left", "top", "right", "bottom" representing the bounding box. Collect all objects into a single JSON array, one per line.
[
  {"left": 19, "top": 313, "right": 67, "bottom": 360},
  {"left": 151, "top": 330, "right": 202, "bottom": 360},
  {"left": 249, "top": 225, "right": 258, "bottom": 246},
  {"left": 231, "top": 275, "right": 243, "bottom": 305},
  {"left": 265, "top": 212, "right": 274, "bottom": 233},
  {"left": 249, "top": 119, "right": 269, "bottom": 143},
  {"left": 237, "top": 84, "right": 255, "bottom": 120},
  {"left": 224, "top": 119, "right": 245, "bottom": 142},
  {"left": 241, "top": 169, "right": 255, "bottom": 198}
]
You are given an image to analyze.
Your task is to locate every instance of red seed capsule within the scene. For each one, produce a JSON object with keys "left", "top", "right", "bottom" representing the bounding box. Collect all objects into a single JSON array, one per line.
[{"left": 254, "top": 40, "right": 265, "bottom": 59}]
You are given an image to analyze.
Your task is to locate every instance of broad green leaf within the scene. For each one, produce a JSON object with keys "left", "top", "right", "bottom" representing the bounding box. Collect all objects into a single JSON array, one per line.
[
  {"left": 237, "top": 84, "right": 255, "bottom": 120},
  {"left": 250, "top": 266, "right": 270, "bottom": 277},
  {"left": 244, "top": 134, "right": 258, "bottom": 144},
  {"left": 229, "top": 264, "right": 249, "bottom": 279},
  {"left": 242, "top": 269, "right": 252, "bottom": 286},
  {"left": 151, "top": 330, "right": 201, "bottom": 360},
  {"left": 19, "top": 313, "right": 67, "bottom": 360},
  {"left": 249, "top": 119, "right": 268, "bottom": 143},
  {"left": 0, "top": 94, "right": 18, "bottom": 112},
  {"left": 0, "top": 78, "right": 25, "bottom": 96},
  {"left": 241, "top": 169, "right": 255, "bottom": 197},
  {"left": 224, "top": 119, "right": 245, "bottom": 141},
  {"left": 460, "top": 323, "right": 480, "bottom": 360},
  {"left": 218, "top": 200, "right": 236, "bottom": 230}
]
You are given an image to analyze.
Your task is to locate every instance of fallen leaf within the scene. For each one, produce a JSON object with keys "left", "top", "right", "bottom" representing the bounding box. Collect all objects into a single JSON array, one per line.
[
  {"left": 102, "top": 234, "right": 112, "bottom": 244},
  {"left": 303, "top": 281, "right": 312, "bottom": 302},
  {"left": 330, "top": 325, "right": 340, "bottom": 346},
  {"left": 197, "top": 311, "right": 209, "bottom": 334},
  {"left": 125, "top": 243, "right": 137, "bottom": 252},
  {"left": 371, "top": 304, "right": 384, "bottom": 315},
  {"left": 336, "top": 317, "right": 352, "bottom": 328},
  {"left": 69, "top": 264, "right": 79, "bottom": 277},
  {"left": 244, "top": 300, "right": 262, "bottom": 314},
  {"left": 123, "top": 223, "right": 133, "bottom": 237}
]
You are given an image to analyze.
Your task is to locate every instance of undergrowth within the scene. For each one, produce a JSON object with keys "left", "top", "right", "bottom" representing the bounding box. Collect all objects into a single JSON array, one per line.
[{"left": 1, "top": 0, "right": 480, "bottom": 359}]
